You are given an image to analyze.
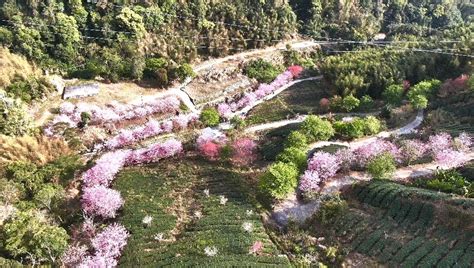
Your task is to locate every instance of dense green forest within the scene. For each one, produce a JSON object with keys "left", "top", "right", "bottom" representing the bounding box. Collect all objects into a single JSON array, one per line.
[{"left": 0, "top": 0, "right": 472, "bottom": 82}]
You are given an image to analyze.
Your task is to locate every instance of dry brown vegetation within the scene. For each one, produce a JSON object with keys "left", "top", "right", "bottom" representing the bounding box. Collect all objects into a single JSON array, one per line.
[
  {"left": 0, "top": 47, "right": 38, "bottom": 88},
  {"left": 0, "top": 134, "right": 73, "bottom": 166}
]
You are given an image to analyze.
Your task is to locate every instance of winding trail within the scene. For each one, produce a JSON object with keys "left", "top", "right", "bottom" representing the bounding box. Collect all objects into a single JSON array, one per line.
[
  {"left": 193, "top": 40, "right": 319, "bottom": 72},
  {"left": 245, "top": 112, "right": 379, "bottom": 133},
  {"left": 272, "top": 110, "right": 427, "bottom": 226}
]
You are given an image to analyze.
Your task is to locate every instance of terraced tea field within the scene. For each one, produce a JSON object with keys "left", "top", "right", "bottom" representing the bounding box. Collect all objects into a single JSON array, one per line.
[
  {"left": 319, "top": 180, "right": 474, "bottom": 267},
  {"left": 246, "top": 80, "right": 327, "bottom": 125},
  {"left": 115, "top": 157, "right": 290, "bottom": 267}
]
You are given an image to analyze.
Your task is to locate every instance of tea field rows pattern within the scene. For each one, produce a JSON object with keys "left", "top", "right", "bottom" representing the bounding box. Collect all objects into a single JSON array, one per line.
[{"left": 115, "top": 158, "right": 290, "bottom": 267}]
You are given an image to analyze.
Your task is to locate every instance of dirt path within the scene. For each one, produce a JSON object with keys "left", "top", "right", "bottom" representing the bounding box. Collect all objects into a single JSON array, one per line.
[
  {"left": 193, "top": 40, "right": 319, "bottom": 73},
  {"left": 244, "top": 112, "right": 379, "bottom": 133}
]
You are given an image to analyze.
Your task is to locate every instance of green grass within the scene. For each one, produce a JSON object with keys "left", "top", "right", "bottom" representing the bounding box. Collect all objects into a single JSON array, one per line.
[
  {"left": 247, "top": 80, "right": 328, "bottom": 125},
  {"left": 115, "top": 157, "right": 290, "bottom": 267}
]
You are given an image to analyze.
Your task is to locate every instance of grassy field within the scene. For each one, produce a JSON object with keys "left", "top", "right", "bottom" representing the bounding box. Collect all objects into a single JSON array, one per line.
[
  {"left": 247, "top": 80, "right": 329, "bottom": 125},
  {"left": 316, "top": 180, "right": 474, "bottom": 267},
  {"left": 115, "top": 157, "right": 290, "bottom": 267}
]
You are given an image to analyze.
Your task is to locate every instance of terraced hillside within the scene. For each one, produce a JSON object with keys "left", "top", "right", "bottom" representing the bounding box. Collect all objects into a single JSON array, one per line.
[
  {"left": 428, "top": 91, "right": 474, "bottom": 135},
  {"left": 318, "top": 180, "right": 474, "bottom": 267},
  {"left": 115, "top": 157, "right": 290, "bottom": 267}
]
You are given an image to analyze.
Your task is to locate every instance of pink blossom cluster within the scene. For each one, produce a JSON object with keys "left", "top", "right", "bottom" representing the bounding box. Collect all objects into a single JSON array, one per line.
[
  {"left": 216, "top": 66, "right": 303, "bottom": 117},
  {"left": 55, "top": 96, "right": 180, "bottom": 126},
  {"left": 82, "top": 150, "right": 130, "bottom": 187},
  {"left": 399, "top": 139, "right": 428, "bottom": 164},
  {"left": 299, "top": 152, "right": 341, "bottom": 193},
  {"left": 81, "top": 139, "right": 183, "bottom": 219},
  {"left": 428, "top": 132, "right": 471, "bottom": 169},
  {"left": 82, "top": 185, "right": 124, "bottom": 219},
  {"left": 196, "top": 128, "right": 228, "bottom": 160},
  {"left": 62, "top": 224, "right": 129, "bottom": 268},
  {"left": 428, "top": 132, "right": 453, "bottom": 154},
  {"left": 105, "top": 113, "right": 198, "bottom": 149},
  {"left": 454, "top": 132, "right": 472, "bottom": 152},
  {"left": 230, "top": 138, "right": 258, "bottom": 166},
  {"left": 353, "top": 140, "right": 401, "bottom": 168},
  {"left": 70, "top": 138, "right": 183, "bottom": 267},
  {"left": 125, "top": 139, "right": 183, "bottom": 165}
]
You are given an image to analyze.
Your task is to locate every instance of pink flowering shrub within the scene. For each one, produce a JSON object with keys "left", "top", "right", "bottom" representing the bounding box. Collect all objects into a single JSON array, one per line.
[
  {"left": 438, "top": 74, "right": 469, "bottom": 97},
  {"left": 78, "top": 255, "right": 115, "bottom": 268},
  {"left": 454, "top": 132, "right": 472, "bottom": 152},
  {"left": 217, "top": 103, "right": 232, "bottom": 119},
  {"left": 299, "top": 152, "right": 340, "bottom": 194},
  {"left": 288, "top": 65, "right": 303, "bottom": 78},
  {"left": 199, "top": 141, "right": 222, "bottom": 160},
  {"left": 106, "top": 114, "right": 197, "bottom": 150},
  {"left": 307, "top": 152, "right": 341, "bottom": 180},
  {"left": 196, "top": 128, "right": 227, "bottom": 160},
  {"left": 82, "top": 150, "right": 130, "bottom": 187},
  {"left": 428, "top": 132, "right": 453, "bottom": 154},
  {"left": 249, "top": 241, "right": 264, "bottom": 255},
  {"left": 125, "top": 138, "right": 183, "bottom": 165},
  {"left": 231, "top": 138, "right": 257, "bottom": 166},
  {"left": 82, "top": 185, "right": 124, "bottom": 218},
  {"left": 400, "top": 139, "right": 428, "bottom": 164},
  {"left": 353, "top": 140, "right": 400, "bottom": 167},
  {"left": 49, "top": 96, "right": 180, "bottom": 133},
  {"left": 434, "top": 149, "right": 469, "bottom": 169},
  {"left": 334, "top": 148, "right": 354, "bottom": 171},
  {"left": 61, "top": 245, "right": 88, "bottom": 267},
  {"left": 91, "top": 223, "right": 129, "bottom": 259},
  {"left": 221, "top": 67, "right": 301, "bottom": 114},
  {"left": 299, "top": 170, "right": 322, "bottom": 193}
]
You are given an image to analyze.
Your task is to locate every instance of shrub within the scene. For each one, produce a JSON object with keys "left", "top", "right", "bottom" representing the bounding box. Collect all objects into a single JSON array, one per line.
[
  {"left": 300, "top": 115, "right": 335, "bottom": 142},
  {"left": 2, "top": 210, "right": 69, "bottom": 264},
  {"left": 319, "top": 98, "right": 330, "bottom": 111},
  {"left": 409, "top": 94, "right": 428, "bottom": 110},
  {"left": 382, "top": 84, "right": 404, "bottom": 105},
  {"left": 243, "top": 59, "right": 281, "bottom": 83},
  {"left": 259, "top": 162, "right": 299, "bottom": 199},
  {"left": 200, "top": 107, "right": 220, "bottom": 127},
  {"left": 144, "top": 57, "right": 168, "bottom": 78},
  {"left": 359, "top": 95, "right": 374, "bottom": 110},
  {"left": 307, "top": 151, "right": 340, "bottom": 180},
  {"left": 334, "top": 119, "right": 365, "bottom": 139},
  {"left": 0, "top": 93, "right": 34, "bottom": 136},
  {"left": 81, "top": 185, "right": 124, "bottom": 219},
  {"left": 230, "top": 138, "right": 257, "bottom": 166},
  {"left": 315, "top": 195, "right": 348, "bottom": 225},
  {"left": 366, "top": 152, "right": 396, "bottom": 179},
  {"left": 329, "top": 95, "right": 343, "bottom": 111},
  {"left": 284, "top": 131, "right": 308, "bottom": 150},
  {"left": 33, "top": 183, "right": 65, "bottom": 210},
  {"left": 341, "top": 94, "right": 360, "bottom": 112},
  {"left": 468, "top": 75, "right": 474, "bottom": 91},
  {"left": 230, "top": 116, "right": 246, "bottom": 129},
  {"left": 363, "top": 116, "right": 382, "bottom": 135},
  {"left": 416, "top": 169, "right": 472, "bottom": 197},
  {"left": 199, "top": 141, "right": 221, "bottom": 160},
  {"left": 276, "top": 147, "right": 307, "bottom": 171},
  {"left": 5, "top": 76, "right": 54, "bottom": 104},
  {"left": 407, "top": 79, "right": 441, "bottom": 99},
  {"left": 174, "top": 63, "right": 196, "bottom": 82},
  {"left": 0, "top": 178, "right": 25, "bottom": 204}
]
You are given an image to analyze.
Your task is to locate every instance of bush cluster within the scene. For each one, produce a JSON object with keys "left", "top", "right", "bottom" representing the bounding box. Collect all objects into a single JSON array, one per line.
[
  {"left": 0, "top": 155, "right": 83, "bottom": 265},
  {"left": 243, "top": 59, "right": 283, "bottom": 83}
]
